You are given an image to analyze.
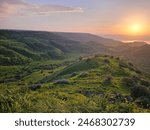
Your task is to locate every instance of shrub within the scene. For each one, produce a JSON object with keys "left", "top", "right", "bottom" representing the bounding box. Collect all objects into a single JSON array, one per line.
[
  {"left": 116, "top": 57, "right": 120, "bottom": 60},
  {"left": 135, "top": 97, "right": 150, "bottom": 109},
  {"left": 40, "top": 70, "right": 44, "bottom": 73},
  {"left": 140, "top": 80, "right": 150, "bottom": 87},
  {"left": 131, "top": 85, "right": 150, "bottom": 98},
  {"left": 135, "top": 69, "right": 142, "bottom": 74},
  {"left": 102, "top": 76, "right": 112, "bottom": 85},
  {"left": 79, "top": 56, "right": 83, "bottom": 61},
  {"left": 29, "top": 84, "right": 42, "bottom": 91},
  {"left": 0, "top": 95, "right": 14, "bottom": 112},
  {"left": 110, "top": 56, "right": 114, "bottom": 58},
  {"left": 121, "top": 77, "right": 135, "bottom": 88},
  {"left": 119, "top": 61, "right": 128, "bottom": 68},
  {"left": 103, "top": 59, "right": 110, "bottom": 64},
  {"left": 128, "top": 62, "right": 134, "bottom": 67},
  {"left": 86, "top": 58, "right": 91, "bottom": 62},
  {"left": 132, "top": 75, "right": 140, "bottom": 82}
]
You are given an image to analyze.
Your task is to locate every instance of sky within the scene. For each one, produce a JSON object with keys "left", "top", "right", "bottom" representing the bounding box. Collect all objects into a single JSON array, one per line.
[{"left": 0, "top": 0, "right": 150, "bottom": 42}]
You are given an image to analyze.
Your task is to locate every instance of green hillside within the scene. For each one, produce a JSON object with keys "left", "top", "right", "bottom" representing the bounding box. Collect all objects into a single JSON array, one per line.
[
  {"left": 0, "top": 55, "right": 149, "bottom": 112},
  {"left": 114, "top": 44, "right": 150, "bottom": 73},
  {"left": 0, "top": 30, "right": 91, "bottom": 65},
  {"left": 1, "top": 29, "right": 150, "bottom": 74},
  {"left": 0, "top": 30, "right": 150, "bottom": 113}
]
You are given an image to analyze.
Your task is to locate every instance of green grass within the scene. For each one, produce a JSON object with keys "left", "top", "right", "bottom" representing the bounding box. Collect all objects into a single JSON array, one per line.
[{"left": 0, "top": 55, "right": 150, "bottom": 113}]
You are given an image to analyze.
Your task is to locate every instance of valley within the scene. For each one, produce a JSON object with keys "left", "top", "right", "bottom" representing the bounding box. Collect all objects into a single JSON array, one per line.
[{"left": 0, "top": 30, "right": 150, "bottom": 112}]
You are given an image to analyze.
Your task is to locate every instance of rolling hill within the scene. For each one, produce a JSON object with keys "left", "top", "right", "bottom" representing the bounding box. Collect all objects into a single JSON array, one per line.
[
  {"left": 56, "top": 32, "right": 150, "bottom": 73},
  {"left": 0, "top": 29, "right": 150, "bottom": 73},
  {"left": 115, "top": 44, "right": 150, "bottom": 73},
  {"left": 0, "top": 30, "right": 92, "bottom": 65},
  {"left": 55, "top": 32, "right": 124, "bottom": 46},
  {"left": 0, "top": 29, "right": 150, "bottom": 113},
  {"left": 0, "top": 55, "right": 149, "bottom": 112}
]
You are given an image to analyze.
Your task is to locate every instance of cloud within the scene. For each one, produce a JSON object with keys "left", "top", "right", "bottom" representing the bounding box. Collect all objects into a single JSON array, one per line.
[
  {"left": 0, "top": 0, "right": 83, "bottom": 17},
  {"left": 25, "top": 5, "right": 83, "bottom": 15}
]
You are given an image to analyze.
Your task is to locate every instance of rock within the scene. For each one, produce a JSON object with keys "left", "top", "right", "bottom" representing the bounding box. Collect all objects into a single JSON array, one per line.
[
  {"left": 78, "top": 90, "right": 93, "bottom": 96},
  {"left": 70, "top": 72, "right": 78, "bottom": 77},
  {"left": 124, "top": 96, "right": 133, "bottom": 102},
  {"left": 78, "top": 72, "right": 89, "bottom": 78},
  {"left": 108, "top": 98, "right": 116, "bottom": 104},
  {"left": 97, "top": 91, "right": 104, "bottom": 96},
  {"left": 54, "top": 79, "right": 70, "bottom": 84}
]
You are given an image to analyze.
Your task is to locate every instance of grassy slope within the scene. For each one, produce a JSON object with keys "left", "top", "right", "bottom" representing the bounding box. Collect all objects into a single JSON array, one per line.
[
  {"left": 0, "top": 30, "right": 150, "bottom": 112},
  {"left": 0, "top": 55, "right": 149, "bottom": 112},
  {"left": 1, "top": 29, "right": 150, "bottom": 74},
  {"left": 0, "top": 30, "right": 91, "bottom": 65}
]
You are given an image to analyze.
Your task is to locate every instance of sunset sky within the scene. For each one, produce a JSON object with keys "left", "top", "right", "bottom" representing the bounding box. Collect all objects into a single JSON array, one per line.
[{"left": 0, "top": 0, "right": 150, "bottom": 42}]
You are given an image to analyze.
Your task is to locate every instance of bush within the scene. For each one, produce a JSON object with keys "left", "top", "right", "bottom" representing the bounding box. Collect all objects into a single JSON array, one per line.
[
  {"left": 135, "top": 97, "right": 150, "bottom": 109},
  {"left": 140, "top": 80, "right": 150, "bottom": 87},
  {"left": 121, "top": 77, "right": 135, "bottom": 88},
  {"left": 116, "top": 57, "right": 120, "bottom": 60},
  {"left": 79, "top": 56, "right": 83, "bottom": 61},
  {"left": 86, "top": 58, "right": 91, "bottom": 62},
  {"left": 103, "top": 59, "right": 110, "bottom": 64},
  {"left": 0, "top": 95, "right": 14, "bottom": 112},
  {"left": 29, "top": 84, "right": 42, "bottom": 91},
  {"left": 102, "top": 76, "right": 112, "bottom": 85},
  {"left": 135, "top": 69, "right": 142, "bottom": 74},
  {"left": 128, "top": 62, "right": 134, "bottom": 67},
  {"left": 131, "top": 85, "right": 150, "bottom": 98},
  {"left": 132, "top": 75, "right": 140, "bottom": 82},
  {"left": 119, "top": 61, "right": 128, "bottom": 68},
  {"left": 78, "top": 90, "right": 93, "bottom": 96}
]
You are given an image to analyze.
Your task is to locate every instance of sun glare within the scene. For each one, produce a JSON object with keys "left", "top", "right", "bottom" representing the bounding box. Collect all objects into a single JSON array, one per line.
[
  {"left": 129, "top": 24, "right": 143, "bottom": 35},
  {"left": 119, "top": 15, "right": 149, "bottom": 36}
]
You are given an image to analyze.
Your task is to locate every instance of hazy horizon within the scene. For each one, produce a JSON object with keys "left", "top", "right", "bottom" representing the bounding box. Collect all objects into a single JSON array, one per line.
[{"left": 0, "top": 0, "right": 150, "bottom": 43}]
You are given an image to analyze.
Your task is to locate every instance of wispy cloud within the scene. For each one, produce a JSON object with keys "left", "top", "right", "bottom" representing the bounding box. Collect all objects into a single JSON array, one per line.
[{"left": 0, "top": 0, "right": 83, "bottom": 17}]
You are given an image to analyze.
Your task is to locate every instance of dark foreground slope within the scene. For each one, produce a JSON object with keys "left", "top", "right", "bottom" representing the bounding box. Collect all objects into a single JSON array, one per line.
[{"left": 0, "top": 55, "right": 149, "bottom": 112}]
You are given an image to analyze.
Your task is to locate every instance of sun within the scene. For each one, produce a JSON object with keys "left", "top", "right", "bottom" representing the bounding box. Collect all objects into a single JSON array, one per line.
[
  {"left": 119, "top": 15, "right": 149, "bottom": 36},
  {"left": 129, "top": 23, "right": 142, "bottom": 35},
  {"left": 131, "top": 24, "right": 141, "bottom": 33}
]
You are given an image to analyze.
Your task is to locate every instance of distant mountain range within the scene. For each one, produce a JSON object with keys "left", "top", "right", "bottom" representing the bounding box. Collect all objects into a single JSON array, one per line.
[
  {"left": 55, "top": 32, "right": 124, "bottom": 46},
  {"left": 102, "top": 34, "right": 150, "bottom": 44},
  {"left": 0, "top": 29, "right": 150, "bottom": 73}
]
